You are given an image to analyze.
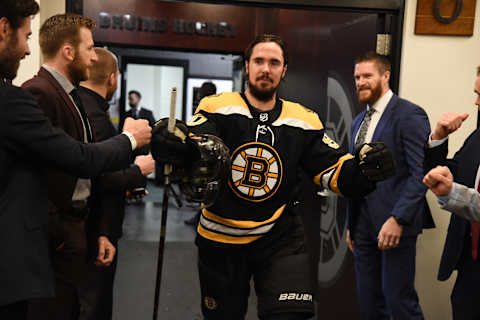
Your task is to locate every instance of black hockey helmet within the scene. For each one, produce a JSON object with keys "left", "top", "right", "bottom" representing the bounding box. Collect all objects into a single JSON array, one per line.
[{"left": 179, "top": 134, "right": 230, "bottom": 207}]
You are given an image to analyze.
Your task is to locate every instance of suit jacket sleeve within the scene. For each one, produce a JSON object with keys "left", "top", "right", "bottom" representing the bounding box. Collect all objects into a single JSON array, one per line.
[
  {"left": 441, "top": 182, "right": 480, "bottom": 222},
  {"left": 96, "top": 165, "right": 146, "bottom": 193},
  {"left": 423, "top": 130, "right": 480, "bottom": 177},
  {"left": 424, "top": 139, "right": 453, "bottom": 173},
  {"left": 390, "top": 107, "right": 431, "bottom": 224},
  {"left": 3, "top": 86, "right": 132, "bottom": 177}
]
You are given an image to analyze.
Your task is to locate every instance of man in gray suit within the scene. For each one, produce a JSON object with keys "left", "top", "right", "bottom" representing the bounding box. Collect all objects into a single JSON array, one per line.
[{"left": 0, "top": 1, "right": 151, "bottom": 319}]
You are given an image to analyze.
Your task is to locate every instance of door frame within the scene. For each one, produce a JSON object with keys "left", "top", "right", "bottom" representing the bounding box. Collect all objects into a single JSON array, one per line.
[
  {"left": 120, "top": 56, "right": 189, "bottom": 122},
  {"left": 66, "top": 0, "right": 405, "bottom": 92}
]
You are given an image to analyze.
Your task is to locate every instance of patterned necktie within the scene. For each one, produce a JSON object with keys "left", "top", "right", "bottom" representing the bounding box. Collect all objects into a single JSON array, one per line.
[
  {"left": 472, "top": 183, "right": 480, "bottom": 260},
  {"left": 355, "top": 108, "right": 376, "bottom": 148},
  {"left": 70, "top": 88, "right": 92, "bottom": 142}
]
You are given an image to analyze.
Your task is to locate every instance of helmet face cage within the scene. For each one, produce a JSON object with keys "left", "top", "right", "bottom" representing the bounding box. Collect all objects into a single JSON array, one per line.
[{"left": 179, "top": 134, "right": 230, "bottom": 207}]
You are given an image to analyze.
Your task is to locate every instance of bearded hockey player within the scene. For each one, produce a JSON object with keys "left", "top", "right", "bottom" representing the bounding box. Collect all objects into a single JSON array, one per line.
[{"left": 151, "top": 34, "right": 395, "bottom": 320}]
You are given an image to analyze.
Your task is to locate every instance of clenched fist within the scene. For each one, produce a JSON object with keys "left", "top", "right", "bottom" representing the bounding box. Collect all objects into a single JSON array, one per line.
[
  {"left": 431, "top": 112, "right": 469, "bottom": 141},
  {"left": 123, "top": 117, "right": 152, "bottom": 148}
]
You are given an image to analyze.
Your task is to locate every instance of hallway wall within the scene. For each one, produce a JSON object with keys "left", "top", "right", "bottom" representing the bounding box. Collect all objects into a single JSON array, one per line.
[
  {"left": 14, "top": 0, "right": 65, "bottom": 86},
  {"left": 400, "top": 1, "right": 480, "bottom": 319}
]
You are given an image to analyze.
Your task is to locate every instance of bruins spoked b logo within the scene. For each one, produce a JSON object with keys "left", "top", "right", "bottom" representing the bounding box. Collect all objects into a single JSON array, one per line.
[{"left": 229, "top": 142, "right": 283, "bottom": 202}]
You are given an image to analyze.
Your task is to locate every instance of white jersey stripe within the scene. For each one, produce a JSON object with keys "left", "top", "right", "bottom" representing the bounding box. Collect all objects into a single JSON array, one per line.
[
  {"left": 200, "top": 214, "right": 276, "bottom": 236},
  {"left": 272, "top": 118, "right": 317, "bottom": 130}
]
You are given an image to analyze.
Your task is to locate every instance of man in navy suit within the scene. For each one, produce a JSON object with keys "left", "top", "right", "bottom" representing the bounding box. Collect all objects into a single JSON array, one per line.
[
  {"left": 346, "top": 52, "right": 432, "bottom": 319},
  {"left": 424, "top": 66, "right": 480, "bottom": 320}
]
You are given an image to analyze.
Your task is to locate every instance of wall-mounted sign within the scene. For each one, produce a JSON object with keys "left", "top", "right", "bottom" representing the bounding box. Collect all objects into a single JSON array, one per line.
[
  {"left": 84, "top": 0, "right": 254, "bottom": 52},
  {"left": 98, "top": 12, "right": 236, "bottom": 38},
  {"left": 415, "top": 0, "right": 477, "bottom": 36}
]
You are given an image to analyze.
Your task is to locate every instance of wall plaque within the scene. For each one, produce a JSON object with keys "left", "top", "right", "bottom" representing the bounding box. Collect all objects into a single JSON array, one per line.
[{"left": 415, "top": 0, "right": 476, "bottom": 36}]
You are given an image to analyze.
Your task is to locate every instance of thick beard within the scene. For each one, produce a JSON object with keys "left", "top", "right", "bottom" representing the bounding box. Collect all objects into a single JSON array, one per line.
[
  {"left": 247, "top": 76, "right": 278, "bottom": 102},
  {"left": 68, "top": 55, "right": 89, "bottom": 86},
  {"left": 0, "top": 34, "right": 21, "bottom": 81},
  {"left": 357, "top": 80, "right": 383, "bottom": 105}
]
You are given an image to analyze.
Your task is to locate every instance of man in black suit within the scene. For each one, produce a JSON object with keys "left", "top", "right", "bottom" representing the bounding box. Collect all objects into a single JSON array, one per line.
[
  {"left": 22, "top": 13, "right": 150, "bottom": 320},
  {"left": 120, "top": 90, "right": 156, "bottom": 130},
  {"left": 77, "top": 47, "right": 155, "bottom": 320},
  {"left": 0, "top": 2, "right": 151, "bottom": 319},
  {"left": 424, "top": 66, "right": 480, "bottom": 319}
]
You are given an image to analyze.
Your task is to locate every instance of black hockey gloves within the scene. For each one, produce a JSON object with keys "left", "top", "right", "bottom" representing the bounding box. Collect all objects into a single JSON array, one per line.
[
  {"left": 355, "top": 142, "right": 396, "bottom": 182},
  {"left": 151, "top": 118, "right": 199, "bottom": 168}
]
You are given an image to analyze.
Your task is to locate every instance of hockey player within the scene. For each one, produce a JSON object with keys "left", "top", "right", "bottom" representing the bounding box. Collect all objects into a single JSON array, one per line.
[{"left": 151, "top": 34, "right": 395, "bottom": 320}]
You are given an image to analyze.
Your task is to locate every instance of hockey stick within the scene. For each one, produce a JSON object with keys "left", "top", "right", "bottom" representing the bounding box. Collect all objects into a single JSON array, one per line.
[{"left": 153, "top": 87, "right": 177, "bottom": 320}]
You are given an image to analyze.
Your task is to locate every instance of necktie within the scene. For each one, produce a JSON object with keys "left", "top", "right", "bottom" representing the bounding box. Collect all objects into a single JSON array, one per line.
[
  {"left": 355, "top": 108, "right": 376, "bottom": 148},
  {"left": 70, "top": 88, "right": 92, "bottom": 142},
  {"left": 472, "top": 183, "right": 480, "bottom": 260}
]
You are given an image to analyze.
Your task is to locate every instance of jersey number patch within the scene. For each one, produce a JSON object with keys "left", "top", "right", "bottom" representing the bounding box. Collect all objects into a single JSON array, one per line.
[{"left": 229, "top": 142, "right": 283, "bottom": 202}]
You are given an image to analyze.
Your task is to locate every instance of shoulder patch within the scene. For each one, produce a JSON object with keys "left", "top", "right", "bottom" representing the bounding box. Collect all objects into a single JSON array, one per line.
[
  {"left": 322, "top": 133, "right": 340, "bottom": 149},
  {"left": 187, "top": 113, "right": 208, "bottom": 127}
]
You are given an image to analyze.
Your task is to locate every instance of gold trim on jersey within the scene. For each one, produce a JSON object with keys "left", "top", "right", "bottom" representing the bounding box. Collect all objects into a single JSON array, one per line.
[
  {"left": 196, "top": 92, "right": 251, "bottom": 117},
  {"left": 272, "top": 100, "right": 324, "bottom": 130},
  {"left": 313, "top": 154, "right": 354, "bottom": 196},
  {"left": 197, "top": 204, "right": 286, "bottom": 244}
]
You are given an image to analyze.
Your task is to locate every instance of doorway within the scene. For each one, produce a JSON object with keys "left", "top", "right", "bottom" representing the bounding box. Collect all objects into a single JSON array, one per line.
[{"left": 71, "top": 0, "right": 405, "bottom": 318}]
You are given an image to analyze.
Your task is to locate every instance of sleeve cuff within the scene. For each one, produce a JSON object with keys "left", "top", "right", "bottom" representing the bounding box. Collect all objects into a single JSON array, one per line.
[
  {"left": 437, "top": 183, "right": 456, "bottom": 206},
  {"left": 428, "top": 134, "right": 447, "bottom": 148},
  {"left": 121, "top": 131, "right": 137, "bottom": 150}
]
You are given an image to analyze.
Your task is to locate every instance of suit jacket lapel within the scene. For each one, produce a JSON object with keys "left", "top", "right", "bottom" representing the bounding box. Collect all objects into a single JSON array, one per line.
[
  {"left": 350, "top": 109, "right": 366, "bottom": 153},
  {"left": 38, "top": 67, "right": 85, "bottom": 139},
  {"left": 372, "top": 94, "right": 397, "bottom": 142}
]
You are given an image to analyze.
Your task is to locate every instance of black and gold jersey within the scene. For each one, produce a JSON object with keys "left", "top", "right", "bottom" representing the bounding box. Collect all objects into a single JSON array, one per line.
[{"left": 188, "top": 92, "right": 368, "bottom": 247}]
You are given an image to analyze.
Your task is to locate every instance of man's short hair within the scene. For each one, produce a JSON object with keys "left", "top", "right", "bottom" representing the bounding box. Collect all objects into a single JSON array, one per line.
[
  {"left": 477, "top": 66, "right": 480, "bottom": 76},
  {"left": 2, "top": 0, "right": 39, "bottom": 30},
  {"left": 39, "top": 14, "right": 96, "bottom": 60},
  {"left": 128, "top": 90, "right": 141, "bottom": 99},
  {"left": 355, "top": 52, "right": 391, "bottom": 75},
  {"left": 199, "top": 82, "right": 217, "bottom": 99},
  {"left": 88, "top": 48, "right": 118, "bottom": 85},
  {"left": 244, "top": 34, "right": 289, "bottom": 66}
]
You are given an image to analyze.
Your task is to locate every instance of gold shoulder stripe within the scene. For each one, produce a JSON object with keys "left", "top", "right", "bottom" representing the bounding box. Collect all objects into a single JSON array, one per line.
[
  {"left": 196, "top": 92, "right": 249, "bottom": 115},
  {"left": 273, "top": 100, "right": 324, "bottom": 130}
]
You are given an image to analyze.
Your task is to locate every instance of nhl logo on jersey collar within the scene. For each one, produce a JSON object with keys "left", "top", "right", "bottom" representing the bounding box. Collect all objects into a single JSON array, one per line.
[{"left": 259, "top": 113, "right": 269, "bottom": 122}]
